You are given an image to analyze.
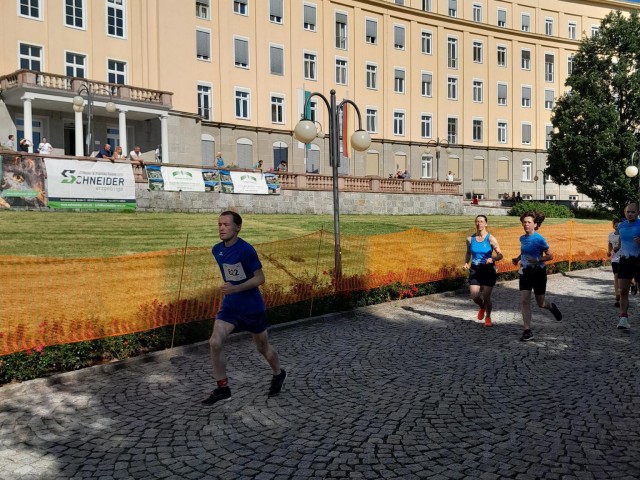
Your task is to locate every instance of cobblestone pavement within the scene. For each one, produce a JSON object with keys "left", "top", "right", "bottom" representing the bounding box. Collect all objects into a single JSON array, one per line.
[{"left": 1, "top": 268, "right": 639, "bottom": 480}]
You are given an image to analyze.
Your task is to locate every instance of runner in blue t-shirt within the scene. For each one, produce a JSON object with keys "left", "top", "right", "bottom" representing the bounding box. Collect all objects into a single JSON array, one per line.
[
  {"left": 511, "top": 211, "right": 562, "bottom": 342},
  {"left": 463, "top": 215, "right": 504, "bottom": 327},
  {"left": 202, "top": 211, "right": 287, "bottom": 405},
  {"left": 615, "top": 202, "right": 640, "bottom": 330}
]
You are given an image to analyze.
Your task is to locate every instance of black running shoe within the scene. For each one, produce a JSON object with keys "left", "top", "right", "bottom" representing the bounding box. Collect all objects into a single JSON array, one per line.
[
  {"left": 632, "top": 283, "right": 638, "bottom": 295},
  {"left": 268, "top": 369, "right": 287, "bottom": 397},
  {"left": 549, "top": 303, "right": 562, "bottom": 321},
  {"left": 202, "top": 386, "right": 231, "bottom": 405},
  {"left": 519, "top": 329, "right": 534, "bottom": 342},
  {"left": 614, "top": 301, "right": 620, "bottom": 308}
]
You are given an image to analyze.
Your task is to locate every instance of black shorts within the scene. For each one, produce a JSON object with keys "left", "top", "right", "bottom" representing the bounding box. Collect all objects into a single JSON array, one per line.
[
  {"left": 519, "top": 266, "right": 547, "bottom": 295},
  {"left": 618, "top": 256, "right": 640, "bottom": 281},
  {"left": 612, "top": 261, "right": 619, "bottom": 275},
  {"left": 468, "top": 263, "right": 497, "bottom": 287}
]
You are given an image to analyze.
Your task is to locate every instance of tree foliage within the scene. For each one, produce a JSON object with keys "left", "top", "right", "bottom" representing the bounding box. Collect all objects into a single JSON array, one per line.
[{"left": 547, "top": 10, "right": 640, "bottom": 213}]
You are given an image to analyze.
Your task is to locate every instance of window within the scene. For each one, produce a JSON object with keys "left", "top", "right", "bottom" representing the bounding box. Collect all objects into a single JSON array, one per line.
[
  {"left": 394, "top": 25, "right": 405, "bottom": 49},
  {"left": 271, "top": 95, "right": 284, "bottom": 124},
  {"left": 497, "top": 9, "right": 507, "bottom": 28},
  {"left": 473, "top": 119, "right": 483, "bottom": 142},
  {"left": 422, "top": 0, "right": 431, "bottom": 12},
  {"left": 447, "top": 77, "right": 458, "bottom": 100},
  {"left": 421, "top": 31, "right": 432, "bottom": 54},
  {"left": 421, "top": 155, "right": 433, "bottom": 178},
  {"left": 196, "top": 0, "right": 209, "bottom": 19},
  {"left": 497, "top": 45, "right": 507, "bottom": 67},
  {"left": 473, "top": 3, "right": 482, "bottom": 23},
  {"left": 473, "top": 80, "right": 483, "bottom": 103},
  {"left": 421, "top": 114, "right": 432, "bottom": 138},
  {"left": 473, "top": 157, "right": 485, "bottom": 180},
  {"left": 422, "top": 72, "right": 432, "bottom": 97},
  {"left": 270, "top": 45, "right": 284, "bottom": 75},
  {"left": 20, "top": 0, "right": 41, "bottom": 19},
  {"left": 304, "top": 52, "right": 317, "bottom": 80},
  {"left": 591, "top": 25, "right": 599, "bottom": 38},
  {"left": 521, "top": 86, "right": 531, "bottom": 107},
  {"left": 544, "top": 89, "right": 555, "bottom": 109},
  {"left": 522, "top": 160, "right": 532, "bottom": 181},
  {"left": 65, "top": 52, "right": 86, "bottom": 77},
  {"left": 235, "top": 89, "right": 250, "bottom": 119},
  {"left": 107, "top": 0, "right": 125, "bottom": 38},
  {"left": 521, "top": 49, "right": 531, "bottom": 70},
  {"left": 447, "top": 117, "right": 458, "bottom": 144},
  {"left": 522, "top": 123, "right": 532, "bottom": 144},
  {"left": 234, "top": 38, "right": 249, "bottom": 68},
  {"left": 447, "top": 37, "right": 458, "bottom": 69},
  {"left": 303, "top": 4, "right": 316, "bottom": 31},
  {"left": 395, "top": 0, "right": 404, "bottom": 4},
  {"left": 270, "top": 0, "right": 283, "bottom": 23},
  {"left": 365, "top": 18, "right": 377, "bottom": 44},
  {"left": 569, "top": 195, "right": 578, "bottom": 201},
  {"left": 308, "top": 99, "right": 317, "bottom": 122},
  {"left": 197, "top": 83, "right": 212, "bottom": 120},
  {"left": 497, "top": 83, "right": 507, "bottom": 106},
  {"left": 545, "top": 53, "right": 555, "bottom": 82},
  {"left": 448, "top": 0, "right": 457, "bottom": 18},
  {"left": 546, "top": 125, "right": 553, "bottom": 149},
  {"left": 473, "top": 41, "right": 483, "bottom": 63},
  {"left": 521, "top": 13, "right": 530, "bottom": 32},
  {"left": 336, "top": 58, "right": 348, "bottom": 85},
  {"left": 545, "top": 18, "right": 554, "bottom": 36},
  {"left": 393, "top": 111, "right": 405, "bottom": 136},
  {"left": 196, "top": 29, "right": 211, "bottom": 60},
  {"left": 498, "top": 158, "right": 509, "bottom": 180},
  {"left": 545, "top": 195, "right": 557, "bottom": 201},
  {"left": 394, "top": 68, "right": 405, "bottom": 93},
  {"left": 107, "top": 59, "right": 126, "bottom": 84},
  {"left": 568, "top": 21, "right": 577, "bottom": 40},
  {"left": 497, "top": 121, "right": 507, "bottom": 143},
  {"left": 234, "top": 0, "right": 248, "bottom": 15},
  {"left": 567, "top": 55, "right": 574, "bottom": 75},
  {"left": 19, "top": 43, "right": 42, "bottom": 71},
  {"left": 65, "top": 0, "right": 84, "bottom": 28},
  {"left": 366, "top": 108, "right": 378, "bottom": 133},
  {"left": 335, "top": 12, "right": 347, "bottom": 49},
  {"left": 366, "top": 64, "right": 377, "bottom": 89}
]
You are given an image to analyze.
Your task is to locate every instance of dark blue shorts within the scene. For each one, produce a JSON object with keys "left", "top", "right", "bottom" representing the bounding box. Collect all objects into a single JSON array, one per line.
[
  {"left": 519, "top": 266, "right": 547, "bottom": 295},
  {"left": 216, "top": 308, "right": 269, "bottom": 334}
]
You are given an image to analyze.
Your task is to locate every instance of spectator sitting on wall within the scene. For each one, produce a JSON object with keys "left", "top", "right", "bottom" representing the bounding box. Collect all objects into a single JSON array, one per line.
[
  {"left": 277, "top": 161, "right": 288, "bottom": 172},
  {"left": 96, "top": 143, "right": 112, "bottom": 159},
  {"left": 254, "top": 159, "right": 264, "bottom": 171}
]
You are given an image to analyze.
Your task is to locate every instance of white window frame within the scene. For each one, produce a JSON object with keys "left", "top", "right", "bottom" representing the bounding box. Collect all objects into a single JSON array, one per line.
[
  {"left": 196, "top": 28, "right": 212, "bottom": 61},
  {"left": 421, "top": 154, "right": 433, "bottom": 178},
  {"left": 366, "top": 107, "right": 378, "bottom": 134},
  {"left": 234, "top": 36, "right": 250, "bottom": 68},
  {"left": 19, "top": 42, "right": 44, "bottom": 71},
  {"left": 65, "top": 50, "right": 87, "bottom": 78},
  {"left": 303, "top": 3, "right": 316, "bottom": 32},
  {"left": 335, "top": 57, "right": 348, "bottom": 85},
  {"left": 197, "top": 82, "right": 213, "bottom": 120},
  {"left": 269, "top": 44, "right": 284, "bottom": 75},
  {"left": 497, "top": 8, "right": 507, "bottom": 28},
  {"left": 447, "top": 76, "right": 458, "bottom": 101},
  {"left": 64, "top": 0, "right": 86, "bottom": 29},
  {"left": 546, "top": 124, "right": 553, "bottom": 149},
  {"left": 567, "top": 55, "right": 574, "bottom": 75},
  {"left": 107, "top": 58, "right": 127, "bottom": 84},
  {"left": 393, "top": 110, "right": 405, "bottom": 136},
  {"left": 545, "top": 17, "right": 554, "bottom": 36},
  {"left": 497, "top": 82, "right": 508, "bottom": 106},
  {"left": 394, "top": 67, "right": 406, "bottom": 94},
  {"left": 521, "top": 13, "right": 530, "bottom": 32},
  {"left": 521, "top": 122, "right": 532, "bottom": 145},
  {"left": 472, "top": 3, "right": 482, "bottom": 23},
  {"left": 365, "top": 17, "right": 377, "bottom": 45},
  {"left": 545, "top": 53, "right": 555, "bottom": 82},
  {"left": 521, "top": 85, "right": 532, "bottom": 108},
  {"left": 472, "top": 118, "right": 483, "bottom": 142},
  {"left": 545, "top": 194, "right": 557, "bottom": 201},
  {"left": 497, "top": 120, "right": 508, "bottom": 144},
  {"left": 366, "top": 63, "right": 378, "bottom": 90},
  {"left": 473, "top": 40, "right": 483, "bottom": 63},
  {"left": 420, "top": 113, "right": 432, "bottom": 139},
  {"left": 335, "top": 10, "right": 348, "bottom": 50},
  {"left": 421, "top": 30, "right": 433, "bottom": 55},
  {"left": 568, "top": 21, "right": 577, "bottom": 40},
  {"left": 235, "top": 88, "right": 251, "bottom": 119},
  {"left": 270, "top": 94, "right": 285, "bottom": 124},
  {"left": 233, "top": 0, "right": 248, "bottom": 16},
  {"left": 448, "top": 0, "right": 457, "bottom": 18},
  {"left": 522, "top": 160, "right": 532, "bottom": 181},
  {"left": 196, "top": 0, "right": 210, "bottom": 20},
  {"left": 521, "top": 49, "right": 531, "bottom": 70},
  {"left": 269, "top": 0, "right": 283, "bottom": 24},
  {"left": 106, "top": 0, "right": 126, "bottom": 39},
  {"left": 19, "top": 0, "right": 42, "bottom": 20},
  {"left": 447, "top": 36, "right": 458, "bottom": 69},
  {"left": 447, "top": 116, "right": 458, "bottom": 144},
  {"left": 422, "top": 0, "right": 431, "bottom": 13},
  {"left": 393, "top": 24, "right": 405, "bottom": 50},
  {"left": 591, "top": 25, "right": 599, "bottom": 38},
  {"left": 568, "top": 195, "right": 578, "bottom": 201},
  {"left": 421, "top": 71, "right": 433, "bottom": 97},
  {"left": 544, "top": 89, "right": 555, "bottom": 110},
  {"left": 472, "top": 79, "right": 483, "bottom": 103},
  {"left": 303, "top": 51, "right": 317, "bottom": 80},
  {"left": 497, "top": 45, "right": 507, "bottom": 67}
]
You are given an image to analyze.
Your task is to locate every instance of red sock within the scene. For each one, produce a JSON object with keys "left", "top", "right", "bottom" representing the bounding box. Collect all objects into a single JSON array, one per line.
[{"left": 217, "top": 378, "right": 228, "bottom": 387}]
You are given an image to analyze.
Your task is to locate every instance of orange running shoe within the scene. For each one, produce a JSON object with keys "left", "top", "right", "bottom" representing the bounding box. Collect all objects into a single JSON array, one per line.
[
  {"left": 484, "top": 317, "right": 492, "bottom": 327},
  {"left": 477, "top": 308, "right": 485, "bottom": 320}
]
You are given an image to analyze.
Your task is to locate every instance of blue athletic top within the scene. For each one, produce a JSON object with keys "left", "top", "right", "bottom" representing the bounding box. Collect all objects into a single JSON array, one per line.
[
  {"left": 519, "top": 232, "right": 549, "bottom": 268},
  {"left": 618, "top": 218, "right": 640, "bottom": 258},
  {"left": 470, "top": 233, "right": 492, "bottom": 265},
  {"left": 212, "top": 238, "right": 266, "bottom": 313}
]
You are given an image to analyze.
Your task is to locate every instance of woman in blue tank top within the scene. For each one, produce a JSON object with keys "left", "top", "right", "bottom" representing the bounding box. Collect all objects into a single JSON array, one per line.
[{"left": 463, "top": 215, "right": 504, "bottom": 327}]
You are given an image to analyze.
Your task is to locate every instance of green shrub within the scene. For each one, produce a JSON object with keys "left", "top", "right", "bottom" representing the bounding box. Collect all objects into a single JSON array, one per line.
[
  {"left": 509, "top": 201, "right": 573, "bottom": 218},
  {"left": 571, "top": 206, "right": 615, "bottom": 220}
]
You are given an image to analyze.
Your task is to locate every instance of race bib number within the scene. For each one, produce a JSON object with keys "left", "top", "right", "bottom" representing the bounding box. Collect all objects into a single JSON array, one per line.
[{"left": 223, "top": 262, "right": 247, "bottom": 282}]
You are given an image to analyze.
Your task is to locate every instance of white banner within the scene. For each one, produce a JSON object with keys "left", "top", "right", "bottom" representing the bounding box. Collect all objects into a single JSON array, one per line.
[
  {"left": 229, "top": 170, "right": 269, "bottom": 195},
  {"left": 161, "top": 166, "right": 205, "bottom": 192},
  {"left": 45, "top": 159, "right": 136, "bottom": 209}
]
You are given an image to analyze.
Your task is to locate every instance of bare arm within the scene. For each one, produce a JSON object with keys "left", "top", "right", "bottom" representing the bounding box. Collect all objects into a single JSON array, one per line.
[
  {"left": 463, "top": 237, "right": 472, "bottom": 269},
  {"left": 221, "top": 268, "right": 265, "bottom": 295},
  {"left": 488, "top": 236, "right": 504, "bottom": 263}
]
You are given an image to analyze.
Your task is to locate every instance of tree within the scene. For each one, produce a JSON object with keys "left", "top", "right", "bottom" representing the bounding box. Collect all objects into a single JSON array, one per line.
[{"left": 546, "top": 10, "right": 640, "bottom": 213}]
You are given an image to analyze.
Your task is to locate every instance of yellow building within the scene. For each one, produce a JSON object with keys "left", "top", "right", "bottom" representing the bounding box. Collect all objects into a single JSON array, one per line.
[{"left": 0, "top": 0, "right": 635, "bottom": 201}]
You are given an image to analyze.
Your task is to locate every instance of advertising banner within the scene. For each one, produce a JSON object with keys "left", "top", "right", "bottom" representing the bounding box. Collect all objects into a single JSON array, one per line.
[
  {"left": 0, "top": 155, "right": 47, "bottom": 208},
  {"left": 228, "top": 170, "right": 269, "bottom": 195},
  {"left": 45, "top": 158, "right": 136, "bottom": 210},
  {"left": 161, "top": 166, "right": 205, "bottom": 192}
]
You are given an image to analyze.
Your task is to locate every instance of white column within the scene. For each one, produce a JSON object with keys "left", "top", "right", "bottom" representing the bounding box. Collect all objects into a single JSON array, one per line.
[
  {"left": 118, "top": 109, "right": 128, "bottom": 156},
  {"left": 160, "top": 114, "right": 169, "bottom": 163},
  {"left": 74, "top": 110, "right": 84, "bottom": 156},
  {"left": 22, "top": 97, "right": 33, "bottom": 152}
]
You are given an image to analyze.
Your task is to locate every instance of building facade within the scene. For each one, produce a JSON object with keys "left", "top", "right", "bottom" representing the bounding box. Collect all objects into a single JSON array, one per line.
[{"left": 0, "top": 0, "right": 635, "bottom": 201}]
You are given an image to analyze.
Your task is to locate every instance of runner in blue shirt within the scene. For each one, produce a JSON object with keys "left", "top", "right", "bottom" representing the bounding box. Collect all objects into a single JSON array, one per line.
[
  {"left": 202, "top": 211, "right": 287, "bottom": 405},
  {"left": 463, "top": 215, "right": 504, "bottom": 327},
  {"left": 615, "top": 202, "right": 640, "bottom": 330},
  {"left": 511, "top": 211, "right": 562, "bottom": 342}
]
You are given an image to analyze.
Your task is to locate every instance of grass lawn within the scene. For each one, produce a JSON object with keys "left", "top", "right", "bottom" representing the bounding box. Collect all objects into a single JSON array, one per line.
[{"left": 0, "top": 211, "right": 607, "bottom": 258}]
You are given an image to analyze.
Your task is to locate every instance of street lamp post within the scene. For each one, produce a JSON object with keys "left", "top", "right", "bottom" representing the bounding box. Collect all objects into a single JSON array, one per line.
[
  {"left": 625, "top": 151, "right": 640, "bottom": 199},
  {"left": 72, "top": 82, "right": 117, "bottom": 156},
  {"left": 424, "top": 137, "right": 452, "bottom": 179},
  {"left": 294, "top": 89, "right": 371, "bottom": 280},
  {"left": 534, "top": 169, "right": 547, "bottom": 200}
]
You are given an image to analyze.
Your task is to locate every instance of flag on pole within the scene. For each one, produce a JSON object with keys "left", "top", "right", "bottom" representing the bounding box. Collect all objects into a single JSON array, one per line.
[
  {"left": 304, "top": 90, "right": 312, "bottom": 150},
  {"left": 342, "top": 104, "right": 349, "bottom": 160}
]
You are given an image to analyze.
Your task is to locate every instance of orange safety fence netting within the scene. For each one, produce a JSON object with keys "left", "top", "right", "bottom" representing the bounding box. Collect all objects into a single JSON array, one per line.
[{"left": 0, "top": 220, "right": 610, "bottom": 356}]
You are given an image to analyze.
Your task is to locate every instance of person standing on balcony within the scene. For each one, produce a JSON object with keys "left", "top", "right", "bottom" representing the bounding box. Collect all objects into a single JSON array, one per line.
[
  {"left": 202, "top": 211, "right": 287, "bottom": 405},
  {"left": 463, "top": 215, "right": 504, "bottom": 327},
  {"left": 447, "top": 171, "right": 454, "bottom": 182},
  {"left": 37, "top": 137, "right": 52, "bottom": 155},
  {"left": 4, "top": 135, "right": 15, "bottom": 150},
  {"left": 19, "top": 138, "right": 31, "bottom": 152},
  {"left": 129, "top": 145, "right": 143, "bottom": 161}
]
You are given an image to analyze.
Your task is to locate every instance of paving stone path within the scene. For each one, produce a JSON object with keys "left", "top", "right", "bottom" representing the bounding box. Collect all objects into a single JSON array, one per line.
[{"left": 1, "top": 268, "right": 638, "bottom": 479}]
